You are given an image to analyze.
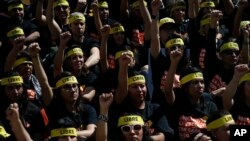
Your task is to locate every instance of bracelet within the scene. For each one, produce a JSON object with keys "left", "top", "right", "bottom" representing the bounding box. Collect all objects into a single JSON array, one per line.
[{"left": 98, "top": 114, "right": 108, "bottom": 122}]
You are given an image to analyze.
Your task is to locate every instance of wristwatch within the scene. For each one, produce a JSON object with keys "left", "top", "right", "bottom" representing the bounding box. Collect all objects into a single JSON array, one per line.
[{"left": 98, "top": 114, "right": 108, "bottom": 122}]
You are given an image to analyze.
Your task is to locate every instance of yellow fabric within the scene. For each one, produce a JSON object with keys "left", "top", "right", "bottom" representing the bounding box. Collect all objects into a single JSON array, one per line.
[
  {"left": 0, "top": 126, "right": 10, "bottom": 138},
  {"left": 118, "top": 115, "right": 144, "bottom": 127},
  {"left": 115, "top": 50, "right": 134, "bottom": 60},
  {"left": 50, "top": 128, "right": 77, "bottom": 138},
  {"left": 13, "top": 57, "right": 32, "bottom": 68},
  {"left": 219, "top": 42, "right": 239, "bottom": 53},
  {"left": 159, "top": 17, "right": 175, "bottom": 28},
  {"left": 130, "top": 1, "right": 147, "bottom": 9},
  {"left": 165, "top": 38, "right": 184, "bottom": 48},
  {"left": 1, "top": 76, "right": 23, "bottom": 85},
  {"left": 68, "top": 12, "right": 86, "bottom": 24},
  {"left": 200, "top": 17, "right": 211, "bottom": 27},
  {"left": 8, "top": 3, "right": 24, "bottom": 11},
  {"left": 240, "top": 21, "right": 250, "bottom": 29},
  {"left": 207, "top": 115, "right": 235, "bottom": 131},
  {"left": 64, "top": 48, "right": 84, "bottom": 59},
  {"left": 200, "top": 1, "right": 215, "bottom": 8},
  {"left": 7, "top": 27, "right": 24, "bottom": 38},
  {"left": 98, "top": 1, "right": 109, "bottom": 8},
  {"left": 109, "top": 26, "right": 125, "bottom": 34},
  {"left": 239, "top": 73, "right": 250, "bottom": 85},
  {"left": 53, "top": 0, "right": 69, "bottom": 8},
  {"left": 56, "top": 76, "right": 78, "bottom": 88},
  {"left": 180, "top": 72, "right": 203, "bottom": 85},
  {"left": 128, "top": 75, "right": 145, "bottom": 86}
]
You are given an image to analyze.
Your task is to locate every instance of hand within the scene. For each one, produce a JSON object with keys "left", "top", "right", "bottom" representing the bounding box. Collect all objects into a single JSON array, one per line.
[
  {"left": 28, "top": 42, "right": 41, "bottom": 57},
  {"left": 100, "top": 25, "right": 111, "bottom": 38},
  {"left": 91, "top": 0, "right": 98, "bottom": 10},
  {"left": 151, "top": 0, "right": 162, "bottom": 15},
  {"left": 6, "top": 103, "right": 20, "bottom": 123},
  {"left": 233, "top": 64, "right": 250, "bottom": 80},
  {"left": 118, "top": 51, "right": 133, "bottom": 67},
  {"left": 242, "top": 28, "right": 250, "bottom": 37},
  {"left": 12, "top": 36, "right": 26, "bottom": 52},
  {"left": 193, "top": 133, "right": 212, "bottom": 141},
  {"left": 59, "top": 31, "right": 71, "bottom": 47},
  {"left": 99, "top": 93, "right": 113, "bottom": 113},
  {"left": 211, "top": 10, "right": 223, "bottom": 22},
  {"left": 169, "top": 48, "right": 183, "bottom": 64}
]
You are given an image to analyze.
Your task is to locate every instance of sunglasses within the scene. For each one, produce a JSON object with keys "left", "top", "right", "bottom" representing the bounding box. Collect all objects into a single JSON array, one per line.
[
  {"left": 222, "top": 50, "right": 240, "bottom": 55},
  {"left": 170, "top": 45, "right": 184, "bottom": 51},
  {"left": 121, "top": 124, "right": 143, "bottom": 133}
]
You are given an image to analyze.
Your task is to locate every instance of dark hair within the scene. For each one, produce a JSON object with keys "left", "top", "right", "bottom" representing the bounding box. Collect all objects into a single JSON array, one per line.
[{"left": 62, "top": 45, "right": 83, "bottom": 72}]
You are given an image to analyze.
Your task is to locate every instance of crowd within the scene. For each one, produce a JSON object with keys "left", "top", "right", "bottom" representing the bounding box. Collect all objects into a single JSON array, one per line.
[{"left": 0, "top": 0, "right": 249, "bottom": 140}]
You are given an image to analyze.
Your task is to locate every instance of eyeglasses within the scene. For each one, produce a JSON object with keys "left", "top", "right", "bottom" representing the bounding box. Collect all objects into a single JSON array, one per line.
[
  {"left": 61, "top": 84, "right": 79, "bottom": 91},
  {"left": 222, "top": 50, "right": 240, "bottom": 55},
  {"left": 170, "top": 45, "right": 184, "bottom": 51},
  {"left": 121, "top": 124, "right": 143, "bottom": 133}
]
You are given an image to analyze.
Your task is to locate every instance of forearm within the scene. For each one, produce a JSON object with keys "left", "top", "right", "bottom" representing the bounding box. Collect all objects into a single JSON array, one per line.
[
  {"left": 77, "top": 125, "right": 96, "bottom": 139},
  {"left": 81, "top": 87, "right": 96, "bottom": 102},
  {"left": 150, "top": 18, "right": 160, "bottom": 59},
  {"left": 11, "top": 119, "right": 33, "bottom": 141},
  {"left": 100, "top": 37, "right": 109, "bottom": 73},
  {"left": 93, "top": 6, "right": 102, "bottom": 34},
  {"left": 96, "top": 110, "right": 108, "bottom": 141},
  {"left": 239, "top": 33, "right": 250, "bottom": 64},
  {"left": 232, "top": 7, "right": 244, "bottom": 38},
  {"left": 35, "top": 0, "right": 46, "bottom": 27},
  {"left": 139, "top": 0, "right": 151, "bottom": 40},
  {"left": 25, "top": 31, "right": 40, "bottom": 43},
  {"left": 85, "top": 48, "right": 100, "bottom": 68},
  {"left": 164, "top": 62, "right": 177, "bottom": 105},
  {"left": 115, "top": 65, "right": 128, "bottom": 104},
  {"left": 222, "top": 0, "right": 235, "bottom": 15},
  {"left": 53, "top": 46, "right": 65, "bottom": 77},
  {"left": 150, "top": 132, "right": 165, "bottom": 141},
  {"left": 4, "top": 48, "right": 19, "bottom": 72}
]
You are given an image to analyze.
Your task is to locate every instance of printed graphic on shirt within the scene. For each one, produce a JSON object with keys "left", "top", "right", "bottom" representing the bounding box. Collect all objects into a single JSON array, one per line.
[
  {"left": 107, "top": 54, "right": 116, "bottom": 69},
  {"left": 208, "top": 74, "right": 226, "bottom": 92},
  {"left": 179, "top": 115, "right": 207, "bottom": 140},
  {"left": 236, "top": 115, "right": 250, "bottom": 125}
]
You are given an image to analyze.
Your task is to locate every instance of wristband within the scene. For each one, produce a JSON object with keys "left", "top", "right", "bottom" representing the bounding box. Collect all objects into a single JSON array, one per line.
[{"left": 98, "top": 114, "right": 108, "bottom": 122}]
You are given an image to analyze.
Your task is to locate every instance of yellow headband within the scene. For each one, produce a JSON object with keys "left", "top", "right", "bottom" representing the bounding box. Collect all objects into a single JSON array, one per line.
[
  {"left": 118, "top": 115, "right": 144, "bottom": 127},
  {"left": 180, "top": 72, "right": 203, "bottom": 85},
  {"left": 50, "top": 128, "right": 77, "bottom": 138},
  {"left": 128, "top": 75, "right": 145, "bottom": 86},
  {"left": 239, "top": 73, "right": 250, "bottom": 85},
  {"left": 1, "top": 76, "right": 23, "bottom": 86},
  {"left": 69, "top": 12, "right": 86, "bottom": 24},
  {"left": 53, "top": 0, "right": 69, "bottom": 8},
  {"left": 200, "top": 17, "right": 211, "bottom": 27},
  {"left": 8, "top": 3, "right": 24, "bottom": 11},
  {"left": 200, "top": 2, "right": 215, "bottom": 8},
  {"left": 7, "top": 27, "right": 24, "bottom": 38},
  {"left": 159, "top": 17, "right": 175, "bottom": 28},
  {"left": 171, "top": 5, "right": 186, "bottom": 12},
  {"left": 130, "top": 1, "right": 147, "bottom": 9},
  {"left": 64, "top": 48, "right": 84, "bottom": 59},
  {"left": 0, "top": 126, "right": 10, "bottom": 138},
  {"left": 219, "top": 42, "right": 239, "bottom": 53},
  {"left": 207, "top": 115, "right": 235, "bottom": 131},
  {"left": 115, "top": 50, "right": 134, "bottom": 60},
  {"left": 109, "top": 26, "right": 125, "bottom": 34},
  {"left": 98, "top": 1, "right": 109, "bottom": 8},
  {"left": 13, "top": 57, "right": 32, "bottom": 68},
  {"left": 240, "top": 21, "right": 250, "bottom": 29},
  {"left": 56, "top": 76, "right": 78, "bottom": 88},
  {"left": 165, "top": 38, "right": 184, "bottom": 49}
]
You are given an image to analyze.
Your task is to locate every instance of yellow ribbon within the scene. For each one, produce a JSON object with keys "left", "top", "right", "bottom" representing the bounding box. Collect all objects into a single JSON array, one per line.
[
  {"left": 180, "top": 72, "right": 203, "bottom": 85},
  {"left": 239, "top": 73, "right": 250, "bottom": 85},
  {"left": 207, "top": 115, "right": 235, "bottom": 131},
  {"left": 115, "top": 50, "right": 134, "bottom": 60},
  {"left": 64, "top": 48, "right": 84, "bottom": 60},
  {"left": 128, "top": 75, "right": 145, "bottom": 86},
  {"left": 130, "top": 1, "right": 147, "bottom": 9},
  {"left": 53, "top": 0, "right": 69, "bottom": 8},
  {"left": 240, "top": 21, "right": 250, "bottom": 29},
  {"left": 7, "top": 27, "right": 24, "bottom": 38},
  {"left": 8, "top": 3, "right": 24, "bottom": 11},
  {"left": 13, "top": 57, "right": 32, "bottom": 68},
  {"left": 109, "top": 26, "right": 125, "bottom": 34},
  {"left": 200, "top": 17, "right": 211, "bottom": 27},
  {"left": 159, "top": 17, "right": 175, "bottom": 28},
  {"left": 98, "top": 1, "right": 109, "bottom": 8},
  {"left": 219, "top": 42, "right": 239, "bottom": 53},
  {"left": 165, "top": 38, "right": 184, "bottom": 49},
  {"left": 1, "top": 76, "right": 23, "bottom": 86},
  {"left": 68, "top": 12, "right": 86, "bottom": 24},
  {"left": 56, "top": 76, "right": 78, "bottom": 88},
  {"left": 200, "top": 1, "right": 215, "bottom": 8},
  {"left": 50, "top": 128, "right": 77, "bottom": 138},
  {"left": 0, "top": 126, "right": 10, "bottom": 138},
  {"left": 118, "top": 115, "right": 144, "bottom": 127}
]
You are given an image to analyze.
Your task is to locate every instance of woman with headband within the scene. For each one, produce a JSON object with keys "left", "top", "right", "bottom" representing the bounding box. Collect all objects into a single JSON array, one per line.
[{"left": 163, "top": 47, "right": 217, "bottom": 141}]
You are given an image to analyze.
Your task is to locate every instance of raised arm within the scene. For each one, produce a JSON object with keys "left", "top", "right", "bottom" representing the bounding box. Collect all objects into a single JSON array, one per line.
[
  {"left": 188, "top": 0, "right": 199, "bottom": 19},
  {"left": 139, "top": 0, "right": 152, "bottom": 41},
  {"left": 28, "top": 42, "right": 53, "bottom": 106},
  {"left": 96, "top": 93, "right": 113, "bottom": 141},
  {"left": 114, "top": 53, "right": 133, "bottom": 104},
  {"left": 222, "top": 0, "right": 235, "bottom": 16},
  {"left": 150, "top": 0, "right": 161, "bottom": 59},
  {"left": 35, "top": 0, "right": 47, "bottom": 27},
  {"left": 222, "top": 64, "right": 249, "bottom": 110},
  {"left": 4, "top": 36, "right": 26, "bottom": 72},
  {"left": 6, "top": 103, "right": 33, "bottom": 141},
  {"left": 84, "top": 47, "right": 100, "bottom": 69},
  {"left": 74, "top": 0, "right": 87, "bottom": 12},
  {"left": 53, "top": 31, "right": 71, "bottom": 78},
  {"left": 120, "top": 0, "right": 129, "bottom": 20},
  {"left": 239, "top": 28, "right": 250, "bottom": 64},
  {"left": 99, "top": 25, "right": 111, "bottom": 73},
  {"left": 92, "top": 1, "right": 103, "bottom": 34}
]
